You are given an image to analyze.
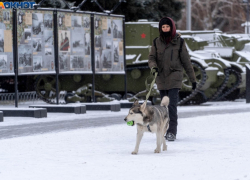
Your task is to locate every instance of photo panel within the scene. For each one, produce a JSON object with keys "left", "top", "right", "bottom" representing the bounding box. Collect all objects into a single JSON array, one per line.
[
  {"left": 24, "top": 29, "right": 32, "bottom": 41},
  {"left": 44, "top": 30, "right": 53, "bottom": 46},
  {"left": 17, "top": 9, "right": 55, "bottom": 74},
  {"left": 101, "top": 49, "right": 112, "bottom": 70},
  {"left": 84, "top": 32, "right": 91, "bottom": 55},
  {"left": 95, "top": 49, "right": 101, "bottom": 70},
  {"left": 95, "top": 34, "right": 102, "bottom": 48},
  {"left": 18, "top": 44, "right": 33, "bottom": 68},
  {"left": 119, "top": 41, "right": 123, "bottom": 56},
  {"left": 59, "top": 30, "right": 70, "bottom": 52},
  {"left": 94, "top": 16, "right": 101, "bottom": 30},
  {"left": 83, "top": 16, "right": 90, "bottom": 28},
  {"left": 107, "top": 19, "right": 112, "bottom": 35},
  {"left": 94, "top": 15, "right": 124, "bottom": 73},
  {"left": 59, "top": 54, "right": 69, "bottom": 71},
  {"left": 72, "top": 30, "right": 84, "bottom": 53},
  {"left": 19, "top": 27, "right": 32, "bottom": 44},
  {"left": 112, "top": 40, "right": 124, "bottom": 71},
  {"left": 70, "top": 55, "right": 84, "bottom": 69},
  {"left": 33, "top": 38, "right": 42, "bottom": 52},
  {"left": 58, "top": 12, "right": 91, "bottom": 73},
  {"left": 3, "top": 11, "right": 11, "bottom": 23},
  {"left": 18, "top": 12, "right": 24, "bottom": 25},
  {"left": 87, "top": 58, "right": 91, "bottom": 71},
  {"left": 32, "top": 13, "right": 44, "bottom": 36},
  {"left": 45, "top": 47, "right": 52, "bottom": 56},
  {"left": 105, "top": 39, "right": 112, "bottom": 50},
  {"left": 33, "top": 56, "right": 43, "bottom": 71},
  {"left": 0, "top": 55, "right": 7, "bottom": 69},
  {"left": 112, "top": 19, "right": 123, "bottom": 39},
  {"left": 44, "top": 14, "right": 53, "bottom": 29},
  {"left": 0, "top": 29, "right": 4, "bottom": 52},
  {"left": 44, "top": 56, "right": 55, "bottom": 71},
  {"left": 72, "top": 16, "right": 82, "bottom": 28},
  {"left": 58, "top": 14, "right": 64, "bottom": 27},
  {"left": 0, "top": 9, "right": 14, "bottom": 75},
  {"left": 113, "top": 41, "right": 119, "bottom": 63}
]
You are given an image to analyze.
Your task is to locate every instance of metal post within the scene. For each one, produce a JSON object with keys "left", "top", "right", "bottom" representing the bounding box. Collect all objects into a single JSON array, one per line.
[
  {"left": 247, "top": 0, "right": 249, "bottom": 34},
  {"left": 91, "top": 14, "right": 96, "bottom": 102},
  {"left": 53, "top": 10, "right": 59, "bottom": 104},
  {"left": 13, "top": 8, "right": 18, "bottom": 107},
  {"left": 78, "top": 0, "right": 88, "bottom": 9},
  {"left": 246, "top": 64, "right": 250, "bottom": 103},
  {"left": 110, "top": 1, "right": 122, "bottom": 14},
  {"left": 123, "top": 17, "right": 127, "bottom": 99},
  {"left": 92, "top": 0, "right": 105, "bottom": 13},
  {"left": 186, "top": 0, "right": 191, "bottom": 30}
]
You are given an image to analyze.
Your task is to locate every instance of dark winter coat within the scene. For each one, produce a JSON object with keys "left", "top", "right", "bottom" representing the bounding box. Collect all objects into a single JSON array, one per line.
[{"left": 148, "top": 18, "right": 196, "bottom": 90}]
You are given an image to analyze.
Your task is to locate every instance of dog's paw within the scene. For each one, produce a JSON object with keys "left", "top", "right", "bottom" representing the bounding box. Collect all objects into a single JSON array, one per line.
[
  {"left": 154, "top": 149, "right": 161, "bottom": 153},
  {"left": 131, "top": 151, "right": 138, "bottom": 155},
  {"left": 163, "top": 145, "right": 167, "bottom": 151}
]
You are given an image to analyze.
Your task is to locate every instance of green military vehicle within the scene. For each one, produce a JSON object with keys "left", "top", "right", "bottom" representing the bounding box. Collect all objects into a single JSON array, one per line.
[{"left": 181, "top": 31, "right": 250, "bottom": 100}]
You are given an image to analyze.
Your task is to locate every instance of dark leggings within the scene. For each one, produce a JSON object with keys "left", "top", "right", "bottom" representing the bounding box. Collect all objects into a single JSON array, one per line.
[{"left": 160, "top": 88, "right": 179, "bottom": 135}]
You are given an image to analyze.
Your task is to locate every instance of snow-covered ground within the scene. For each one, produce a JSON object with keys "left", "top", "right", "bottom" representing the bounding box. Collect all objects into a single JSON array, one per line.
[{"left": 1, "top": 99, "right": 250, "bottom": 180}]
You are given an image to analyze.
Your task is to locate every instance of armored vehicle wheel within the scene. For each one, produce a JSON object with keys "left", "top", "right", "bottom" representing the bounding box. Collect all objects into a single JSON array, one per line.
[
  {"left": 178, "top": 62, "right": 207, "bottom": 105},
  {"left": 217, "top": 68, "right": 242, "bottom": 101},
  {"left": 182, "top": 62, "right": 206, "bottom": 91},
  {"left": 35, "top": 75, "right": 60, "bottom": 103}
]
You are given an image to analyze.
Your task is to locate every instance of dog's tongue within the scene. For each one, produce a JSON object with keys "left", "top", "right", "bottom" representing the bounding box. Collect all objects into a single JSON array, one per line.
[{"left": 127, "top": 121, "right": 134, "bottom": 126}]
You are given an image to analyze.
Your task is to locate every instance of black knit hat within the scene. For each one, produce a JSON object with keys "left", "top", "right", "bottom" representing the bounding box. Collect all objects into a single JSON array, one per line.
[{"left": 159, "top": 18, "right": 172, "bottom": 29}]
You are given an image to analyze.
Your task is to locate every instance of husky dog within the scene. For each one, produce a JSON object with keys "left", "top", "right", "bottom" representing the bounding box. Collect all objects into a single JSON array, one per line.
[{"left": 124, "top": 96, "right": 170, "bottom": 154}]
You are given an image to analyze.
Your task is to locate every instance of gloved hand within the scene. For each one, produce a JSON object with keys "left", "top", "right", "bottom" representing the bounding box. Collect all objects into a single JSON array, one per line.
[
  {"left": 151, "top": 67, "right": 159, "bottom": 76},
  {"left": 192, "top": 82, "right": 197, "bottom": 90}
]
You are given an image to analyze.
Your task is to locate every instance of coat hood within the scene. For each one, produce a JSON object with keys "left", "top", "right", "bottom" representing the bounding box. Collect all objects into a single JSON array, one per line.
[{"left": 159, "top": 17, "right": 176, "bottom": 39}]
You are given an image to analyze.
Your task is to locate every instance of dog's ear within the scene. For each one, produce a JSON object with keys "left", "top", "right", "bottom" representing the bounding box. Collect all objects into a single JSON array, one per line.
[
  {"left": 140, "top": 101, "right": 147, "bottom": 112},
  {"left": 133, "top": 99, "right": 139, "bottom": 106}
]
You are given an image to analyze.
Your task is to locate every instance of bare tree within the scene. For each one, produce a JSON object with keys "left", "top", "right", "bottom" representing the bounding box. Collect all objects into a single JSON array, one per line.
[{"left": 177, "top": 0, "right": 247, "bottom": 33}]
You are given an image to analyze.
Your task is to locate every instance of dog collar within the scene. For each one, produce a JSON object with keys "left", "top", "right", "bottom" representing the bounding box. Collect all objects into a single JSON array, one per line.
[{"left": 147, "top": 124, "right": 151, "bottom": 132}]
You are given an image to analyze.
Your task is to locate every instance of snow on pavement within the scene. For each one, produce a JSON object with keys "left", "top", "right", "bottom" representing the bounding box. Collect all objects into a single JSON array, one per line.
[
  {"left": 1, "top": 101, "right": 250, "bottom": 180},
  {"left": 1, "top": 99, "right": 250, "bottom": 127}
]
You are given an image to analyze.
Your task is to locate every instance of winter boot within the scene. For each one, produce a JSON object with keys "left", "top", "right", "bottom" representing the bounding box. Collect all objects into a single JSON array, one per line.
[{"left": 165, "top": 133, "right": 176, "bottom": 141}]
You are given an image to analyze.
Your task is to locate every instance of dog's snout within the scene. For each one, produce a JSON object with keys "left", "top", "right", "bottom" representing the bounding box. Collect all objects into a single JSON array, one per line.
[{"left": 124, "top": 118, "right": 127, "bottom": 121}]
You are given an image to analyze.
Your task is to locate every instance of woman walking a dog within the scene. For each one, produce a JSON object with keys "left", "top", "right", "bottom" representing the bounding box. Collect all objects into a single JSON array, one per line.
[{"left": 148, "top": 17, "right": 197, "bottom": 141}]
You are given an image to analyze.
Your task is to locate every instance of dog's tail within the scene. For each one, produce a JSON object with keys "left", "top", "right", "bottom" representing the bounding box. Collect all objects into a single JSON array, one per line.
[{"left": 160, "top": 96, "right": 169, "bottom": 107}]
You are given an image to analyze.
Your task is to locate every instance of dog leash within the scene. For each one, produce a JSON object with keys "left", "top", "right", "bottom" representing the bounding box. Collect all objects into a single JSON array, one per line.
[
  {"left": 145, "top": 70, "right": 157, "bottom": 133},
  {"left": 144, "top": 69, "right": 158, "bottom": 104}
]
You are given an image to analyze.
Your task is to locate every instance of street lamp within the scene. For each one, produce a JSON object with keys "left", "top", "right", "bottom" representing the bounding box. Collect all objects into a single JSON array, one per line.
[
  {"left": 243, "top": 0, "right": 249, "bottom": 34},
  {"left": 186, "top": 0, "right": 191, "bottom": 30}
]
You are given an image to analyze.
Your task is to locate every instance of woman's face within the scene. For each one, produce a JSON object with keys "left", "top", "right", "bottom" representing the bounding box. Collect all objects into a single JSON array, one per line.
[{"left": 162, "top": 24, "right": 171, "bottom": 32}]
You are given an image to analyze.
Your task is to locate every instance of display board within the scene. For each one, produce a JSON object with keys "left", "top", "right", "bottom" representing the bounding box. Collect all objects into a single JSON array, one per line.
[
  {"left": 0, "top": 9, "right": 14, "bottom": 75},
  {"left": 57, "top": 11, "right": 91, "bottom": 74},
  {"left": 94, "top": 15, "right": 124, "bottom": 74},
  {"left": 17, "top": 9, "right": 55, "bottom": 75}
]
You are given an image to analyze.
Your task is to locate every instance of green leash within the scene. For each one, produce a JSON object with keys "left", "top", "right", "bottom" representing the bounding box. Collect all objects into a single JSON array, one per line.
[{"left": 144, "top": 68, "right": 158, "bottom": 104}]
